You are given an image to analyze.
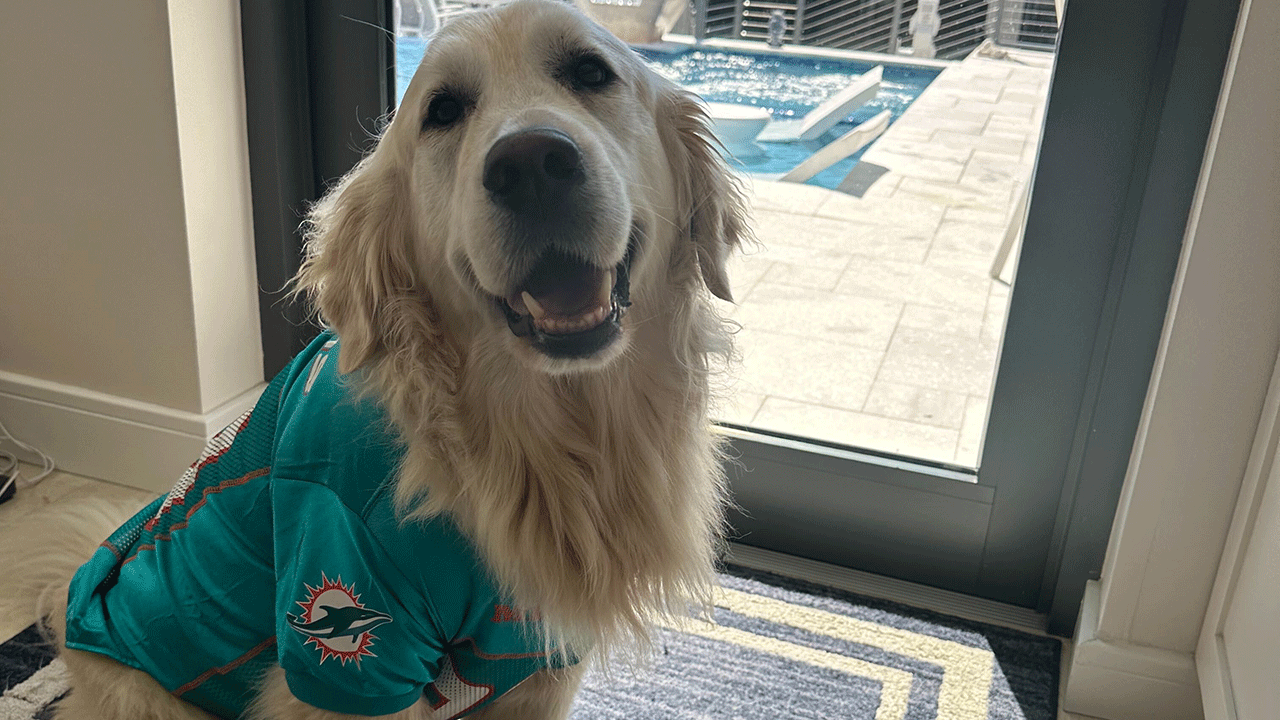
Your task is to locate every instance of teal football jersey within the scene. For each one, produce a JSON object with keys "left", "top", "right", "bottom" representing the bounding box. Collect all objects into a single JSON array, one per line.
[{"left": 65, "top": 331, "right": 562, "bottom": 718}]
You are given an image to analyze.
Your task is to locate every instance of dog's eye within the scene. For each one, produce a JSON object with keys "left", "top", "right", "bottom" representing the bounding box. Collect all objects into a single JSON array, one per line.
[
  {"left": 572, "top": 56, "right": 614, "bottom": 89},
  {"left": 424, "top": 93, "right": 465, "bottom": 129}
]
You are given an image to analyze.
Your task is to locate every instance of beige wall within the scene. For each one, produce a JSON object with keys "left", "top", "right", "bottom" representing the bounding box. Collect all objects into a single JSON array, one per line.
[
  {"left": 0, "top": 0, "right": 262, "bottom": 487},
  {"left": 0, "top": 0, "right": 203, "bottom": 411},
  {"left": 168, "top": 0, "right": 264, "bottom": 411}
]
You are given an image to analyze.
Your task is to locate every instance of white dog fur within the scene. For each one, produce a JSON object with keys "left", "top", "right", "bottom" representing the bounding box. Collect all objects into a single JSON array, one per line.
[{"left": 32, "top": 0, "right": 749, "bottom": 717}]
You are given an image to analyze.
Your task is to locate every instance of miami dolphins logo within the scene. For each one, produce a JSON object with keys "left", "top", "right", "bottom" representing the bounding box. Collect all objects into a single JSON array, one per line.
[{"left": 287, "top": 574, "right": 392, "bottom": 665}]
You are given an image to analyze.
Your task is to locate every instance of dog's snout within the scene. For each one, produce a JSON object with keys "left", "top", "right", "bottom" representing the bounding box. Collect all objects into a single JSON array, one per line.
[{"left": 483, "top": 129, "right": 585, "bottom": 215}]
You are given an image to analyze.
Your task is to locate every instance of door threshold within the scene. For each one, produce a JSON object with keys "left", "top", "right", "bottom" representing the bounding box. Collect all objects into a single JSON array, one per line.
[{"left": 725, "top": 543, "right": 1051, "bottom": 636}]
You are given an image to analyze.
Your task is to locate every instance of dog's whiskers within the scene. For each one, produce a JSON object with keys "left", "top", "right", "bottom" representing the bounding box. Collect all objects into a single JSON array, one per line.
[{"left": 340, "top": 14, "right": 397, "bottom": 40}]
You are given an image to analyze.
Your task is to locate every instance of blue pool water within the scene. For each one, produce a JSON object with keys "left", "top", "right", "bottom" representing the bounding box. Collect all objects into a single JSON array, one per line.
[
  {"left": 394, "top": 41, "right": 938, "bottom": 191},
  {"left": 395, "top": 37, "right": 429, "bottom": 105},
  {"left": 639, "top": 49, "right": 939, "bottom": 189}
]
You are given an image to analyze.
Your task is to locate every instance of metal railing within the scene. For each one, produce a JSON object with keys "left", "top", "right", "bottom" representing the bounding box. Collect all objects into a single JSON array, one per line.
[{"left": 689, "top": 0, "right": 1059, "bottom": 59}]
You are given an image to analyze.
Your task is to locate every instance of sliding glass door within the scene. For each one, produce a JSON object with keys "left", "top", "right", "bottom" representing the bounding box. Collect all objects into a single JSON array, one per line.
[
  {"left": 711, "top": 0, "right": 1239, "bottom": 633},
  {"left": 246, "top": 0, "right": 1241, "bottom": 634}
]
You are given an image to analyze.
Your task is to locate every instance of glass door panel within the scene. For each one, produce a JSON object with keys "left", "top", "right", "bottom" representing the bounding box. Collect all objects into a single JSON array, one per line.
[
  {"left": 381, "top": 0, "right": 1232, "bottom": 625},
  {"left": 394, "top": 1, "right": 1059, "bottom": 469},
  {"left": 661, "top": 3, "right": 1059, "bottom": 470}
]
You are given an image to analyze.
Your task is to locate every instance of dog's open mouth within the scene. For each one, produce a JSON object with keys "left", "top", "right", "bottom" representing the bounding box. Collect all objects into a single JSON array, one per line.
[{"left": 498, "top": 239, "right": 635, "bottom": 359}]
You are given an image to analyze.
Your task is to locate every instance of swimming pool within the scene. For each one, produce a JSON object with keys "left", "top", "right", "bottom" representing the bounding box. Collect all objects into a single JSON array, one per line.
[
  {"left": 394, "top": 41, "right": 939, "bottom": 191},
  {"left": 640, "top": 48, "right": 939, "bottom": 189}
]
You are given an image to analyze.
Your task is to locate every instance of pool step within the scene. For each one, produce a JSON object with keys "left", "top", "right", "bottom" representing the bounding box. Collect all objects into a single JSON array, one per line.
[
  {"left": 779, "top": 110, "right": 891, "bottom": 184},
  {"left": 758, "top": 65, "right": 883, "bottom": 143}
]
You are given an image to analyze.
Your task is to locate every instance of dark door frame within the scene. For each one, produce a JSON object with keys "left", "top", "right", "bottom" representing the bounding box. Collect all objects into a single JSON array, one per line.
[{"left": 241, "top": 0, "right": 395, "bottom": 379}]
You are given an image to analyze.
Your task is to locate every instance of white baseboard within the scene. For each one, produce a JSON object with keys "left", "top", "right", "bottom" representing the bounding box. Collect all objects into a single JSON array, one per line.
[
  {"left": 1064, "top": 581, "right": 1204, "bottom": 720},
  {"left": 0, "top": 370, "right": 263, "bottom": 493}
]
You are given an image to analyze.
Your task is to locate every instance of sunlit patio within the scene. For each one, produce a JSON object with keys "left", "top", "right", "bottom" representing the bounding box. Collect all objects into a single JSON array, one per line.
[{"left": 712, "top": 46, "right": 1053, "bottom": 467}]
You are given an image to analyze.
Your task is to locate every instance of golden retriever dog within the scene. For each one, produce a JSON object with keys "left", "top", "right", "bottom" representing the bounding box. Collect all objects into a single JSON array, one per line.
[{"left": 30, "top": 0, "right": 748, "bottom": 718}]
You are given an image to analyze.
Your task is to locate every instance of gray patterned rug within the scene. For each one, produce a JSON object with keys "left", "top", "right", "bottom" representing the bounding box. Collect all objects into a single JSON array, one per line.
[{"left": 1, "top": 568, "right": 1059, "bottom": 719}]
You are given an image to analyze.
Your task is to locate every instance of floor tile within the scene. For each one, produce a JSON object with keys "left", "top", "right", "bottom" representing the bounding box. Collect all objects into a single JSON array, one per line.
[
  {"left": 731, "top": 283, "right": 903, "bottom": 351},
  {"left": 725, "top": 248, "right": 773, "bottom": 302},
  {"left": 877, "top": 327, "right": 1000, "bottom": 397},
  {"left": 744, "top": 179, "right": 828, "bottom": 215},
  {"left": 990, "top": 100, "right": 1039, "bottom": 120},
  {"left": 896, "top": 177, "right": 1000, "bottom": 207},
  {"left": 1000, "top": 89, "right": 1048, "bottom": 106},
  {"left": 899, "top": 303, "right": 985, "bottom": 339},
  {"left": 907, "top": 104, "right": 993, "bottom": 127},
  {"left": 891, "top": 115, "right": 988, "bottom": 136},
  {"left": 860, "top": 150, "right": 967, "bottom": 184},
  {"left": 930, "top": 130, "right": 984, "bottom": 151},
  {"left": 762, "top": 262, "right": 847, "bottom": 291},
  {"left": 733, "top": 328, "right": 883, "bottom": 410},
  {"left": 985, "top": 115, "right": 1040, "bottom": 136},
  {"left": 748, "top": 241, "right": 853, "bottom": 292},
  {"left": 932, "top": 220, "right": 1008, "bottom": 258},
  {"left": 859, "top": 175, "right": 901, "bottom": 199},
  {"left": 957, "top": 168, "right": 1018, "bottom": 201},
  {"left": 954, "top": 97, "right": 1002, "bottom": 114},
  {"left": 831, "top": 256, "right": 917, "bottom": 302},
  {"left": 863, "top": 382, "right": 968, "bottom": 429},
  {"left": 925, "top": 247, "right": 997, "bottom": 276},
  {"left": 866, "top": 137, "right": 973, "bottom": 164},
  {"left": 885, "top": 126, "right": 936, "bottom": 144},
  {"left": 943, "top": 204, "right": 1008, "bottom": 225},
  {"left": 813, "top": 193, "right": 946, "bottom": 234},
  {"left": 754, "top": 211, "right": 934, "bottom": 262},
  {"left": 970, "top": 149, "right": 1033, "bottom": 175},
  {"left": 973, "top": 133, "right": 1030, "bottom": 157},
  {"left": 835, "top": 258, "right": 991, "bottom": 313}
]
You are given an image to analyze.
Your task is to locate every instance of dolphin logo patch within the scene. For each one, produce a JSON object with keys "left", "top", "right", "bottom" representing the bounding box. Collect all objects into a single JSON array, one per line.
[{"left": 288, "top": 574, "right": 391, "bottom": 665}]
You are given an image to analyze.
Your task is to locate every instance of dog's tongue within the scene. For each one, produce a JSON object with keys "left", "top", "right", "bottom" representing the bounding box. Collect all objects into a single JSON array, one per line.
[
  {"left": 506, "top": 252, "right": 614, "bottom": 334},
  {"left": 525, "top": 262, "right": 606, "bottom": 316}
]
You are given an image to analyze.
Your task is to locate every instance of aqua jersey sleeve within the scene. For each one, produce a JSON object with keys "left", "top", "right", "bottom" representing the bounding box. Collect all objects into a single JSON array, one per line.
[{"left": 272, "top": 479, "right": 449, "bottom": 715}]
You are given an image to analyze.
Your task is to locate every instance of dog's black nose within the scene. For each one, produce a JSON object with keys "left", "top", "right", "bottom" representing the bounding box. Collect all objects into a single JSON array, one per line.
[{"left": 483, "top": 129, "right": 585, "bottom": 215}]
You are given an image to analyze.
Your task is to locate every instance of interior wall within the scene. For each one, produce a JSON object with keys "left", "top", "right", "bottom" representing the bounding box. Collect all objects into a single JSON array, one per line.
[
  {"left": 168, "top": 0, "right": 263, "bottom": 412},
  {"left": 0, "top": 0, "right": 263, "bottom": 488},
  {"left": 0, "top": 0, "right": 202, "bottom": 411}
]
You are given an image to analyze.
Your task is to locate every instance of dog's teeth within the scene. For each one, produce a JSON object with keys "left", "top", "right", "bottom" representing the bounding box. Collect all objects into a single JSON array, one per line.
[
  {"left": 522, "top": 291, "right": 547, "bottom": 320},
  {"left": 597, "top": 269, "right": 615, "bottom": 307}
]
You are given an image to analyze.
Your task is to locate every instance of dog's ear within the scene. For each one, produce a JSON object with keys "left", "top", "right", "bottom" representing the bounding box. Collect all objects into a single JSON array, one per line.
[
  {"left": 659, "top": 87, "right": 750, "bottom": 302},
  {"left": 295, "top": 153, "right": 416, "bottom": 374}
]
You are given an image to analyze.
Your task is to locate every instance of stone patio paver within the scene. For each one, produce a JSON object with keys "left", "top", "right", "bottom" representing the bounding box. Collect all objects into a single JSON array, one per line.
[
  {"left": 730, "top": 284, "right": 903, "bottom": 352},
  {"left": 863, "top": 382, "right": 969, "bottom": 430},
  {"left": 720, "top": 46, "right": 1053, "bottom": 467},
  {"left": 731, "top": 327, "right": 884, "bottom": 410},
  {"left": 899, "top": 303, "right": 985, "bottom": 340}
]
